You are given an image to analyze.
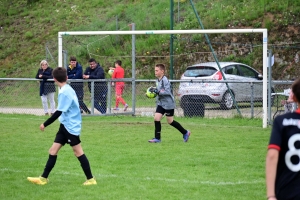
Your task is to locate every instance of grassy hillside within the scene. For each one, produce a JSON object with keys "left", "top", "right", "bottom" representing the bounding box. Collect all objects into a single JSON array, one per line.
[{"left": 0, "top": 0, "right": 299, "bottom": 79}]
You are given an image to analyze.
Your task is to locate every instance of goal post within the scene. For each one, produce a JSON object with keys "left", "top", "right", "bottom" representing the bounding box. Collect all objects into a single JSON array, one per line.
[{"left": 58, "top": 29, "right": 268, "bottom": 128}]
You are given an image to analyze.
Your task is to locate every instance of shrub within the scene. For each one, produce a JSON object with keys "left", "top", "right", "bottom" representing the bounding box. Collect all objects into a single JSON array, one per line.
[
  {"left": 27, "top": 0, "right": 40, "bottom": 4},
  {"left": 264, "top": 19, "right": 273, "bottom": 30},
  {"left": 7, "top": 9, "right": 18, "bottom": 16},
  {"left": 24, "top": 31, "right": 34, "bottom": 40}
]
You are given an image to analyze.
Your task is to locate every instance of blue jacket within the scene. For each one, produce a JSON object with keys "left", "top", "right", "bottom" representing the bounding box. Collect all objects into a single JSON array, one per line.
[
  {"left": 67, "top": 62, "right": 83, "bottom": 79},
  {"left": 35, "top": 67, "right": 56, "bottom": 96},
  {"left": 67, "top": 62, "right": 83, "bottom": 92},
  {"left": 84, "top": 63, "right": 107, "bottom": 95}
]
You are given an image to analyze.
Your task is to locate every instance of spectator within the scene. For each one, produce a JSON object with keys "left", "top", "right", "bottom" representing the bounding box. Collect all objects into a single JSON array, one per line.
[
  {"left": 27, "top": 67, "right": 97, "bottom": 186},
  {"left": 112, "top": 60, "right": 128, "bottom": 111},
  {"left": 35, "top": 60, "right": 56, "bottom": 115},
  {"left": 281, "top": 88, "right": 297, "bottom": 113},
  {"left": 266, "top": 78, "right": 300, "bottom": 200},
  {"left": 83, "top": 58, "right": 107, "bottom": 114},
  {"left": 67, "top": 56, "right": 90, "bottom": 114}
]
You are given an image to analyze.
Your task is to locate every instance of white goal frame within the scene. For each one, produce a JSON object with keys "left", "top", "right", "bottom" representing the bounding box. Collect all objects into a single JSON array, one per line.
[{"left": 58, "top": 29, "right": 268, "bottom": 128}]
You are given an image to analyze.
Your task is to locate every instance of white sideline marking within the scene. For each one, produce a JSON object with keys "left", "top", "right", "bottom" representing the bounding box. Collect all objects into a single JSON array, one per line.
[
  {"left": 0, "top": 168, "right": 264, "bottom": 185},
  {"left": 0, "top": 117, "right": 264, "bottom": 129},
  {"left": 0, "top": 117, "right": 41, "bottom": 121}
]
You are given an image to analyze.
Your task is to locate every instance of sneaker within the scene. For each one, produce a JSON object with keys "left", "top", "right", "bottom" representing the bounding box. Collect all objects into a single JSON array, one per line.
[
  {"left": 113, "top": 107, "right": 119, "bottom": 111},
  {"left": 83, "top": 177, "right": 97, "bottom": 185},
  {"left": 124, "top": 104, "right": 128, "bottom": 111},
  {"left": 148, "top": 138, "right": 161, "bottom": 143},
  {"left": 183, "top": 130, "right": 191, "bottom": 142},
  {"left": 27, "top": 176, "right": 48, "bottom": 185}
]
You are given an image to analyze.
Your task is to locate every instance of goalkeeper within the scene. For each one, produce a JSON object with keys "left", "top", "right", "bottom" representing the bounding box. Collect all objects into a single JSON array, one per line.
[{"left": 148, "top": 63, "right": 191, "bottom": 143}]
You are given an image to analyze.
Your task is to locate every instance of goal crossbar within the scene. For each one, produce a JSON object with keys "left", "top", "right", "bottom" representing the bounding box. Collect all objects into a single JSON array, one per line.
[{"left": 58, "top": 29, "right": 268, "bottom": 128}]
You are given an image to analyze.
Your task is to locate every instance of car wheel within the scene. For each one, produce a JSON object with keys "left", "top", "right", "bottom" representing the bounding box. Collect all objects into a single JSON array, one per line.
[{"left": 220, "top": 91, "right": 234, "bottom": 110}]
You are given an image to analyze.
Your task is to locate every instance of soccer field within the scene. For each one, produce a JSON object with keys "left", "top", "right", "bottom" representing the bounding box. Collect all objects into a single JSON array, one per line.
[{"left": 0, "top": 114, "right": 270, "bottom": 200}]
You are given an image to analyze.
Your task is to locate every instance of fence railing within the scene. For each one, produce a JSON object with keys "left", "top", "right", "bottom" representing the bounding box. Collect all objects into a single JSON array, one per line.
[{"left": 0, "top": 78, "right": 295, "bottom": 122}]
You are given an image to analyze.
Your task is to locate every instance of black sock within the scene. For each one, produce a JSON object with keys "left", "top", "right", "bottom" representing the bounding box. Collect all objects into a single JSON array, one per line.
[
  {"left": 170, "top": 120, "right": 187, "bottom": 135},
  {"left": 154, "top": 121, "right": 161, "bottom": 140},
  {"left": 78, "top": 154, "right": 93, "bottom": 180},
  {"left": 41, "top": 154, "right": 57, "bottom": 178}
]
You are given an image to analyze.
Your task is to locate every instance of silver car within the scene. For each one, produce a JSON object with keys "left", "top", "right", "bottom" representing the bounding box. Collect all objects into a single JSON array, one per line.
[{"left": 177, "top": 62, "right": 271, "bottom": 117}]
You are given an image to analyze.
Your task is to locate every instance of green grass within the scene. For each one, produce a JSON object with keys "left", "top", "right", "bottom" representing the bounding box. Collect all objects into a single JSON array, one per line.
[
  {"left": 0, "top": 114, "right": 270, "bottom": 199},
  {"left": 1, "top": 0, "right": 300, "bottom": 79}
]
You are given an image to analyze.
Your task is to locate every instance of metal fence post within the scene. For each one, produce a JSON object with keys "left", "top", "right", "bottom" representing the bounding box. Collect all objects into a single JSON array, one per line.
[
  {"left": 250, "top": 82, "right": 254, "bottom": 118},
  {"left": 267, "top": 49, "right": 272, "bottom": 124},
  {"left": 107, "top": 80, "right": 112, "bottom": 114},
  {"left": 63, "top": 50, "right": 68, "bottom": 68},
  {"left": 131, "top": 23, "right": 136, "bottom": 115},
  {"left": 91, "top": 81, "right": 95, "bottom": 114}
]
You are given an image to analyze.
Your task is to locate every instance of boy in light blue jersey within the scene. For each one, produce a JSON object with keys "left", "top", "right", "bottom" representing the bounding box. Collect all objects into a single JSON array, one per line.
[
  {"left": 27, "top": 67, "right": 96, "bottom": 186},
  {"left": 57, "top": 81, "right": 82, "bottom": 135}
]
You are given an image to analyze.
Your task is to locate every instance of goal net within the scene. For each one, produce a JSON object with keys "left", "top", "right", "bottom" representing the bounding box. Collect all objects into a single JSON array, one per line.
[{"left": 58, "top": 28, "right": 269, "bottom": 128}]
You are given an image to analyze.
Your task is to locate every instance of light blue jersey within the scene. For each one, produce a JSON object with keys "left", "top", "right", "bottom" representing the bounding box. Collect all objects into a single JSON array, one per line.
[{"left": 57, "top": 84, "right": 82, "bottom": 136}]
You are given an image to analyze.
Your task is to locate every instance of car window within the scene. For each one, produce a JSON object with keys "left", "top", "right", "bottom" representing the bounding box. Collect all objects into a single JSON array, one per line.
[
  {"left": 184, "top": 66, "right": 217, "bottom": 77},
  {"left": 223, "top": 66, "right": 239, "bottom": 75},
  {"left": 238, "top": 65, "right": 257, "bottom": 78}
]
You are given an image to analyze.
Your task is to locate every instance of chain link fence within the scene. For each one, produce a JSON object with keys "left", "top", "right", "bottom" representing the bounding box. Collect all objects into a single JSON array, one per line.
[
  {"left": 1, "top": 78, "right": 295, "bottom": 122},
  {"left": 270, "top": 80, "right": 296, "bottom": 121}
]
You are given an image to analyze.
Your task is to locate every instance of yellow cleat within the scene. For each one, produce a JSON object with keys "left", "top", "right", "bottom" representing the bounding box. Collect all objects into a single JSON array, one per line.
[
  {"left": 83, "top": 177, "right": 97, "bottom": 186},
  {"left": 27, "top": 176, "right": 48, "bottom": 185}
]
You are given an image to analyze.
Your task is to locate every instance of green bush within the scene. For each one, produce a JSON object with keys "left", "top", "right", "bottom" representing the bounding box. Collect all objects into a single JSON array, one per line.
[
  {"left": 264, "top": 19, "right": 273, "bottom": 30},
  {"left": 27, "top": 0, "right": 40, "bottom": 4},
  {"left": 24, "top": 31, "right": 34, "bottom": 40},
  {"left": 31, "top": 38, "right": 40, "bottom": 44},
  {"left": 223, "top": 54, "right": 236, "bottom": 61},
  {"left": 253, "top": 21, "right": 262, "bottom": 28},
  {"left": 7, "top": 9, "right": 18, "bottom": 16}
]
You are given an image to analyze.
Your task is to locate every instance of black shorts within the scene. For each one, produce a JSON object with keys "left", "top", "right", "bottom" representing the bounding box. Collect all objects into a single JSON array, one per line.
[
  {"left": 54, "top": 124, "right": 81, "bottom": 146},
  {"left": 156, "top": 105, "right": 174, "bottom": 117}
]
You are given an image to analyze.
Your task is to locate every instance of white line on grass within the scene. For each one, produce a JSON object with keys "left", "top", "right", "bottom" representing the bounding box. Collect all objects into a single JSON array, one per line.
[
  {"left": 0, "top": 168, "right": 264, "bottom": 186},
  {"left": 0, "top": 117, "right": 266, "bottom": 129},
  {"left": 0, "top": 117, "right": 41, "bottom": 121}
]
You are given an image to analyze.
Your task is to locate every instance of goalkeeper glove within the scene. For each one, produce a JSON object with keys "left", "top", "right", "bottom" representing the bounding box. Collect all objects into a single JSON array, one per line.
[{"left": 149, "top": 87, "right": 159, "bottom": 94}]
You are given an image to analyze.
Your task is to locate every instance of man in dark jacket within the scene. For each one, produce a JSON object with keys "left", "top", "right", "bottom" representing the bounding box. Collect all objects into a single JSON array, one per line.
[
  {"left": 67, "top": 56, "right": 90, "bottom": 114},
  {"left": 83, "top": 58, "right": 107, "bottom": 114}
]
